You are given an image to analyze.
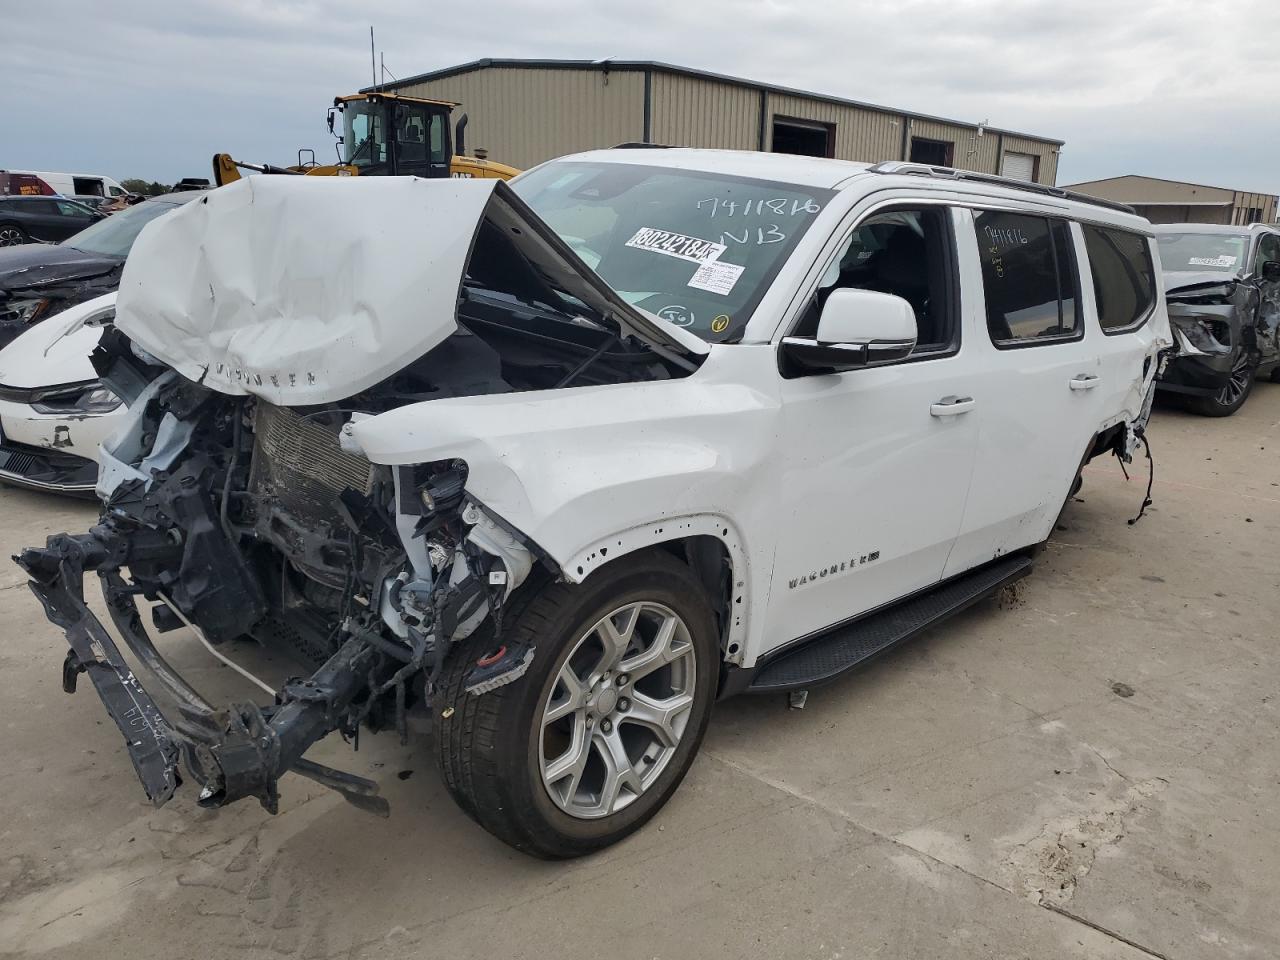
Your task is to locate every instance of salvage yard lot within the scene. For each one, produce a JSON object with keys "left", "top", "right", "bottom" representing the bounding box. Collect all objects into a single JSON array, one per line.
[{"left": 1, "top": 387, "right": 1278, "bottom": 960}]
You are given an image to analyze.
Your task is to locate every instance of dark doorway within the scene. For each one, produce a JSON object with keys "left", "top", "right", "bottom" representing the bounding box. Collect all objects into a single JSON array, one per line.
[
  {"left": 909, "top": 137, "right": 953, "bottom": 166},
  {"left": 772, "top": 117, "right": 834, "bottom": 158}
]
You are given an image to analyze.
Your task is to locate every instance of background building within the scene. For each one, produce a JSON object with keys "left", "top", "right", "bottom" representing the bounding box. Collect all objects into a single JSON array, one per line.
[
  {"left": 374, "top": 59, "right": 1063, "bottom": 184},
  {"left": 1065, "top": 175, "right": 1278, "bottom": 225}
]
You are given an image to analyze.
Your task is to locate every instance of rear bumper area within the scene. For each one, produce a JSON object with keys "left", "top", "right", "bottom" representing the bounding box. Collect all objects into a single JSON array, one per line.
[{"left": 16, "top": 530, "right": 390, "bottom": 815}]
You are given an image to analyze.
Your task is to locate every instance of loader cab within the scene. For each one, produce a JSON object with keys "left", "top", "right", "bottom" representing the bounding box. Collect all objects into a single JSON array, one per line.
[{"left": 332, "top": 93, "right": 454, "bottom": 179}]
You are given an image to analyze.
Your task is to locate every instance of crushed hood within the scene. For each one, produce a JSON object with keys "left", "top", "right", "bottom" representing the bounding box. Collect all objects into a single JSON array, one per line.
[
  {"left": 0, "top": 292, "right": 114, "bottom": 389},
  {"left": 0, "top": 244, "right": 121, "bottom": 293},
  {"left": 115, "top": 176, "right": 706, "bottom": 406}
]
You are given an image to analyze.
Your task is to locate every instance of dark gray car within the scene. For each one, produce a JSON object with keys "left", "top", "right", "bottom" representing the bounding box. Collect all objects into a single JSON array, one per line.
[
  {"left": 1155, "top": 223, "right": 1280, "bottom": 416},
  {"left": 0, "top": 192, "right": 201, "bottom": 348},
  {"left": 0, "top": 196, "right": 102, "bottom": 246}
]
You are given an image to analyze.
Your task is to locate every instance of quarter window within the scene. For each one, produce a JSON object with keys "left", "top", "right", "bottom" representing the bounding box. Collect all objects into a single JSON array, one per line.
[
  {"left": 975, "top": 211, "right": 1080, "bottom": 345},
  {"left": 1082, "top": 225, "right": 1156, "bottom": 333}
]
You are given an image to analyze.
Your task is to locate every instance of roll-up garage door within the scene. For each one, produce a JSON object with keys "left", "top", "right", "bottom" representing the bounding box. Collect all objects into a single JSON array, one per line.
[{"left": 1000, "top": 152, "right": 1036, "bottom": 181}]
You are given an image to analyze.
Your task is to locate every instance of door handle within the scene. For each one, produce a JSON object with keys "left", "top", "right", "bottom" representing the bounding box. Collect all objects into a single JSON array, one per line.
[
  {"left": 930, "top": 395, "right": 975, "bottom": 417},
  {"left": 1069, "top": 375, "right": 1100, "bottom": 391}
]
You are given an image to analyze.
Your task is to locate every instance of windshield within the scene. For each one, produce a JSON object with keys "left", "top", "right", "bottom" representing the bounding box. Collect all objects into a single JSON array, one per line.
[
  {"left": 62, "top": 199, "right": 187, "bottom": 258},
  {"left": 343, "top": 101, "right": 387, "bottom": 172},
  {"left": 1155, "top": 231, "right": 1249, "bottom": 274},
  {"left": 512, "top": 160, "right": 833, "bottom": 341}
]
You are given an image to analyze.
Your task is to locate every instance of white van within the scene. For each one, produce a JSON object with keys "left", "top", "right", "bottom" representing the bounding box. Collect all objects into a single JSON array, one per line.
[{"left": 0, "top": 170, "right": 128, "bottom": 198}]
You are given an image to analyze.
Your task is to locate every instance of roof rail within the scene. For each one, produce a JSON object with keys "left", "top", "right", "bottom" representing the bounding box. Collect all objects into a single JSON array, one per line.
[
  {"left": 611, "top": 142, "right": 674, "bottom": 149},
  {"left": 867, "top": 161, "right": 1138, "bottom": 216}
]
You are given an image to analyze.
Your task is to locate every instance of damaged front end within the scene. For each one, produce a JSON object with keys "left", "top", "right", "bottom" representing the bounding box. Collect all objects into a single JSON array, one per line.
[
  {"left": 14, "top": 175, "right": 704, "bottom": 816},
  {"left": 17, "top": 342, "right": 537, "bottom": 814}
]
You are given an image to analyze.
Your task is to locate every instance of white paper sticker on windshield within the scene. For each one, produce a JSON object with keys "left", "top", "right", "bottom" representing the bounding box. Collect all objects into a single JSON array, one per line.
[
  {"left": 626, "top": 227, "right": 727, "bottom": 264},
  {"left": 687, "top": 259, "right": 745, "bottom": 296},
  {"left": 1189, "top": 255, "right": 1238, "bottom": 267}
]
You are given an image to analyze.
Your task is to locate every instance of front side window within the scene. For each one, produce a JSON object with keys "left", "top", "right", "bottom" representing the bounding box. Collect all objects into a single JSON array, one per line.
[
  {"left": 975, "top": 211, "right": 1079, "bottom": 345},
  {"left": 1082, "top": 225, "right": 1156, "bottom": 333},
  {"left": 513, "top": 161, "right": 833, "bottom": 342},
  {"left": 792, "top": 207, "right": 957, "bottom": 355}
]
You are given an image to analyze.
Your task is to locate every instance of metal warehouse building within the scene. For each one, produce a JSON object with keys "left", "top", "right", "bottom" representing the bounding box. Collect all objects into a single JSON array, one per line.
[
  {"left": 1065, "top": 175, "right": 1278, "bottom": 226},
  {"left": 375, "top": 59, "right": 1063, "bottom": 184}
]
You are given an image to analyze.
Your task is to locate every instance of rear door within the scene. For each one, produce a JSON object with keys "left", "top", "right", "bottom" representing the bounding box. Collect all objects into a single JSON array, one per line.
[
  {"left": 945, "top": 209, "right": 1103, "bottom": 576},
  {"left": 15, "top": 198, "right": 64, "bottom": 241}
]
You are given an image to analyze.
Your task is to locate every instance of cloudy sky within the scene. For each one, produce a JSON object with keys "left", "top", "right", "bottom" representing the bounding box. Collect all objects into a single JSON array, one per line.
[{"left": 8, "top": 0, "right": 1279, "bottom": 194}]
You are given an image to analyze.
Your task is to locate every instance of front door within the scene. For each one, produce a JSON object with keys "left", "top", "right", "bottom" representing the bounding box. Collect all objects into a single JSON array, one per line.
[
  {"left": 944, "top": 210, "right": 1102, "bottom": 576},
  {"left": 764, "top": 205, "right": 981, "bottom": 649}
]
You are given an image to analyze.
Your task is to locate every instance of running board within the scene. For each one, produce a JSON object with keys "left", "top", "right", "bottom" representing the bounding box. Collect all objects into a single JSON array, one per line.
[{"left": 747, "top": 555, "right": 1033, "bottom": 693}]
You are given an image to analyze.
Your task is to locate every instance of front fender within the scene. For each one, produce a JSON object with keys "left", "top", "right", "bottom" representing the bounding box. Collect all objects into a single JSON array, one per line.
[{"left": 350, "top": 346, "right": 783, "bottom": 661}]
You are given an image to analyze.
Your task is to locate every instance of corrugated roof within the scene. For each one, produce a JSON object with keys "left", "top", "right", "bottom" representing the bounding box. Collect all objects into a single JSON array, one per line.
[{"left": 365, "top": 58, "right": 1064, "bottom": 146}]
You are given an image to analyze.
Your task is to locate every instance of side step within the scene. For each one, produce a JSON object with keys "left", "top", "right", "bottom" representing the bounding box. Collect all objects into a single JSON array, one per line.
[{"left": 747, "top": 555, "right": 1033, "bottom": 693}]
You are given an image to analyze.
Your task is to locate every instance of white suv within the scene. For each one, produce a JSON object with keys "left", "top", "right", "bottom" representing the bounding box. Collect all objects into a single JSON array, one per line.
[{"left": 17, "top": 151, "right": 1170, "bottom": 858}]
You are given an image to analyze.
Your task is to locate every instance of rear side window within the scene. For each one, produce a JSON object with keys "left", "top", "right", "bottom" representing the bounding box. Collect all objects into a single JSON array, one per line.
[
  {"left": 975, "top": 211, "right": 1080, "bottom": 346},
  {"left": 1082, "top": 226, "right": 1156, "bottom": 333}
]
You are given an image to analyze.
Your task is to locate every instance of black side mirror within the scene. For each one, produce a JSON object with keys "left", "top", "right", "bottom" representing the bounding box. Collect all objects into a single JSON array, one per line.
[{"left": 1262, "top": 260, "right": 1280, "bottom": 283}]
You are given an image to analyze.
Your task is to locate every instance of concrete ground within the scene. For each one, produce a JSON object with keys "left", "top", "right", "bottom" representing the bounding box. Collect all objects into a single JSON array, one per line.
[{"left": 2, "top": 385, "right": 1278, "bottom": 960}]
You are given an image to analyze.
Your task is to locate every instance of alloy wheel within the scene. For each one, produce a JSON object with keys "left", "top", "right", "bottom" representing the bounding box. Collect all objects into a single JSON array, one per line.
[
  {"left": 0, "top": 227, "right": 24, "bottom": 246},
  {"left": 539, "top": 601, "right": 697, "bottom": 819},
  {"left": 1217, "top": 353, "right": 1253, "bottom": 407}
]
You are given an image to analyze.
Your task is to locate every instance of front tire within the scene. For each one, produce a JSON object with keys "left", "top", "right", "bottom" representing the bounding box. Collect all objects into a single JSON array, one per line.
[
  {"left": 434, "top": 549, "right": 719, "bottom": 858},
  {"left": 1186, "top": 351, "right": 1255, "bottom": 416}
]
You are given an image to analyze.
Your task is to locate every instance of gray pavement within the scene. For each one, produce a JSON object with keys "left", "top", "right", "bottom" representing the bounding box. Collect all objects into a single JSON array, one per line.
[{"left": 2, "top": 385, "right": 1278, "bottom": 959}]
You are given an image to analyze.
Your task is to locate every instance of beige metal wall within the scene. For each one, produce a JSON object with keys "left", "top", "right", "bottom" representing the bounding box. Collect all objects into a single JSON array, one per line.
[
  {"left": 649, "top": 72, "right": 759, "bottom": 150},
  {"left": 397, "top": 67, "right": 644, "bottom": 170},
  {"left": 763, "top": 92, "right": 904, "bottom": 165},
  {"left": 1071, "top": 176, "right": 1234, "bottom": 205},
  {"left": 394, "top": 65, "right": 1061, "bottom": 186},
  {"left": 1069, "top": 177, "right": 1277, "bottom": 225}
]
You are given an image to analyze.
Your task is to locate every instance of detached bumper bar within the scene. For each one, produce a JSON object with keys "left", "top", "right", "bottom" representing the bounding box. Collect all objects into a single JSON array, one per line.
[
  {"left": 16, "top": 528, "right": 389, "bottom": 816},
  {"left": 29, "top": 576, "right": 182, "bottom": 803}
]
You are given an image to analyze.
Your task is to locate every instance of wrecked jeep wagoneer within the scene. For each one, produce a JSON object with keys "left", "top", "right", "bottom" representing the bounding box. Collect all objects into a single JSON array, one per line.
[{"left": 16, "top": 151, "right": 1171, "bottom": 857}]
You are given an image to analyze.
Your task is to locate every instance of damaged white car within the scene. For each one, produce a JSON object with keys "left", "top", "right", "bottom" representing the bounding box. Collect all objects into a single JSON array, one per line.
[
  {"left": 0, "top": 293, "right": 124, "bottom": 494},
  {"left": 16, "top": 153, "right": 1171, "bottom": 858}
]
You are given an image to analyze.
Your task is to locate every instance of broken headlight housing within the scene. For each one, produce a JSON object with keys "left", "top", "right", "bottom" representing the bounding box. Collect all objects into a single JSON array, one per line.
[
  {"left": 30, "top": 380, "right": 123, "bottom": 414},
  {"left": 0, "top": 296, "right": 52, "bottom": 326}
]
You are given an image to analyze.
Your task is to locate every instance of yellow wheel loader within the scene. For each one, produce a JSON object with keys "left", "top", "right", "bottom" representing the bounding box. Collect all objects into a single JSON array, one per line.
[{"left": 213, "top": 92, "right": 519, "bottom": 186}]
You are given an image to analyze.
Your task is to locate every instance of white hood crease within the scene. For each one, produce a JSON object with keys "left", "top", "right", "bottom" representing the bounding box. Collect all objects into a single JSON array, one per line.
[{"left": 114, "top": 176, "right": 705, "bottom": 407}]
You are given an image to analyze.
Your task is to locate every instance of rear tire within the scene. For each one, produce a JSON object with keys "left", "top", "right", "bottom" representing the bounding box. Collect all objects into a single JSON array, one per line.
[
  {"left": 434, "top": 549, "right": 719, "bottom": 858},
  {"left": 1186, "top": 352, "right": 1255, "bottom": 416},
  {"left": 0, "top": 223, "right": 28, "bottom": 246}
]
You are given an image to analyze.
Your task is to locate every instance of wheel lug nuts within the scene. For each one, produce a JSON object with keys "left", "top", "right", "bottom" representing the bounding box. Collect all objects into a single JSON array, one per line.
[
  {"left": 618, "top": 698, "right": 630, "bottom": 712},
  {"left": 602, "top": 719, "right": 613, "bottom": 733},
  {"left": 616, "top": 674, "right": 628, "bottom": 686}
]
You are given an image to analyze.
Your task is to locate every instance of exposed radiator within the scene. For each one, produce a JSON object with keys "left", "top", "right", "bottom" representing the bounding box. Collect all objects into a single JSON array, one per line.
[{"left": 248, "top": 403, "right": 374, "bottom": 527}]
